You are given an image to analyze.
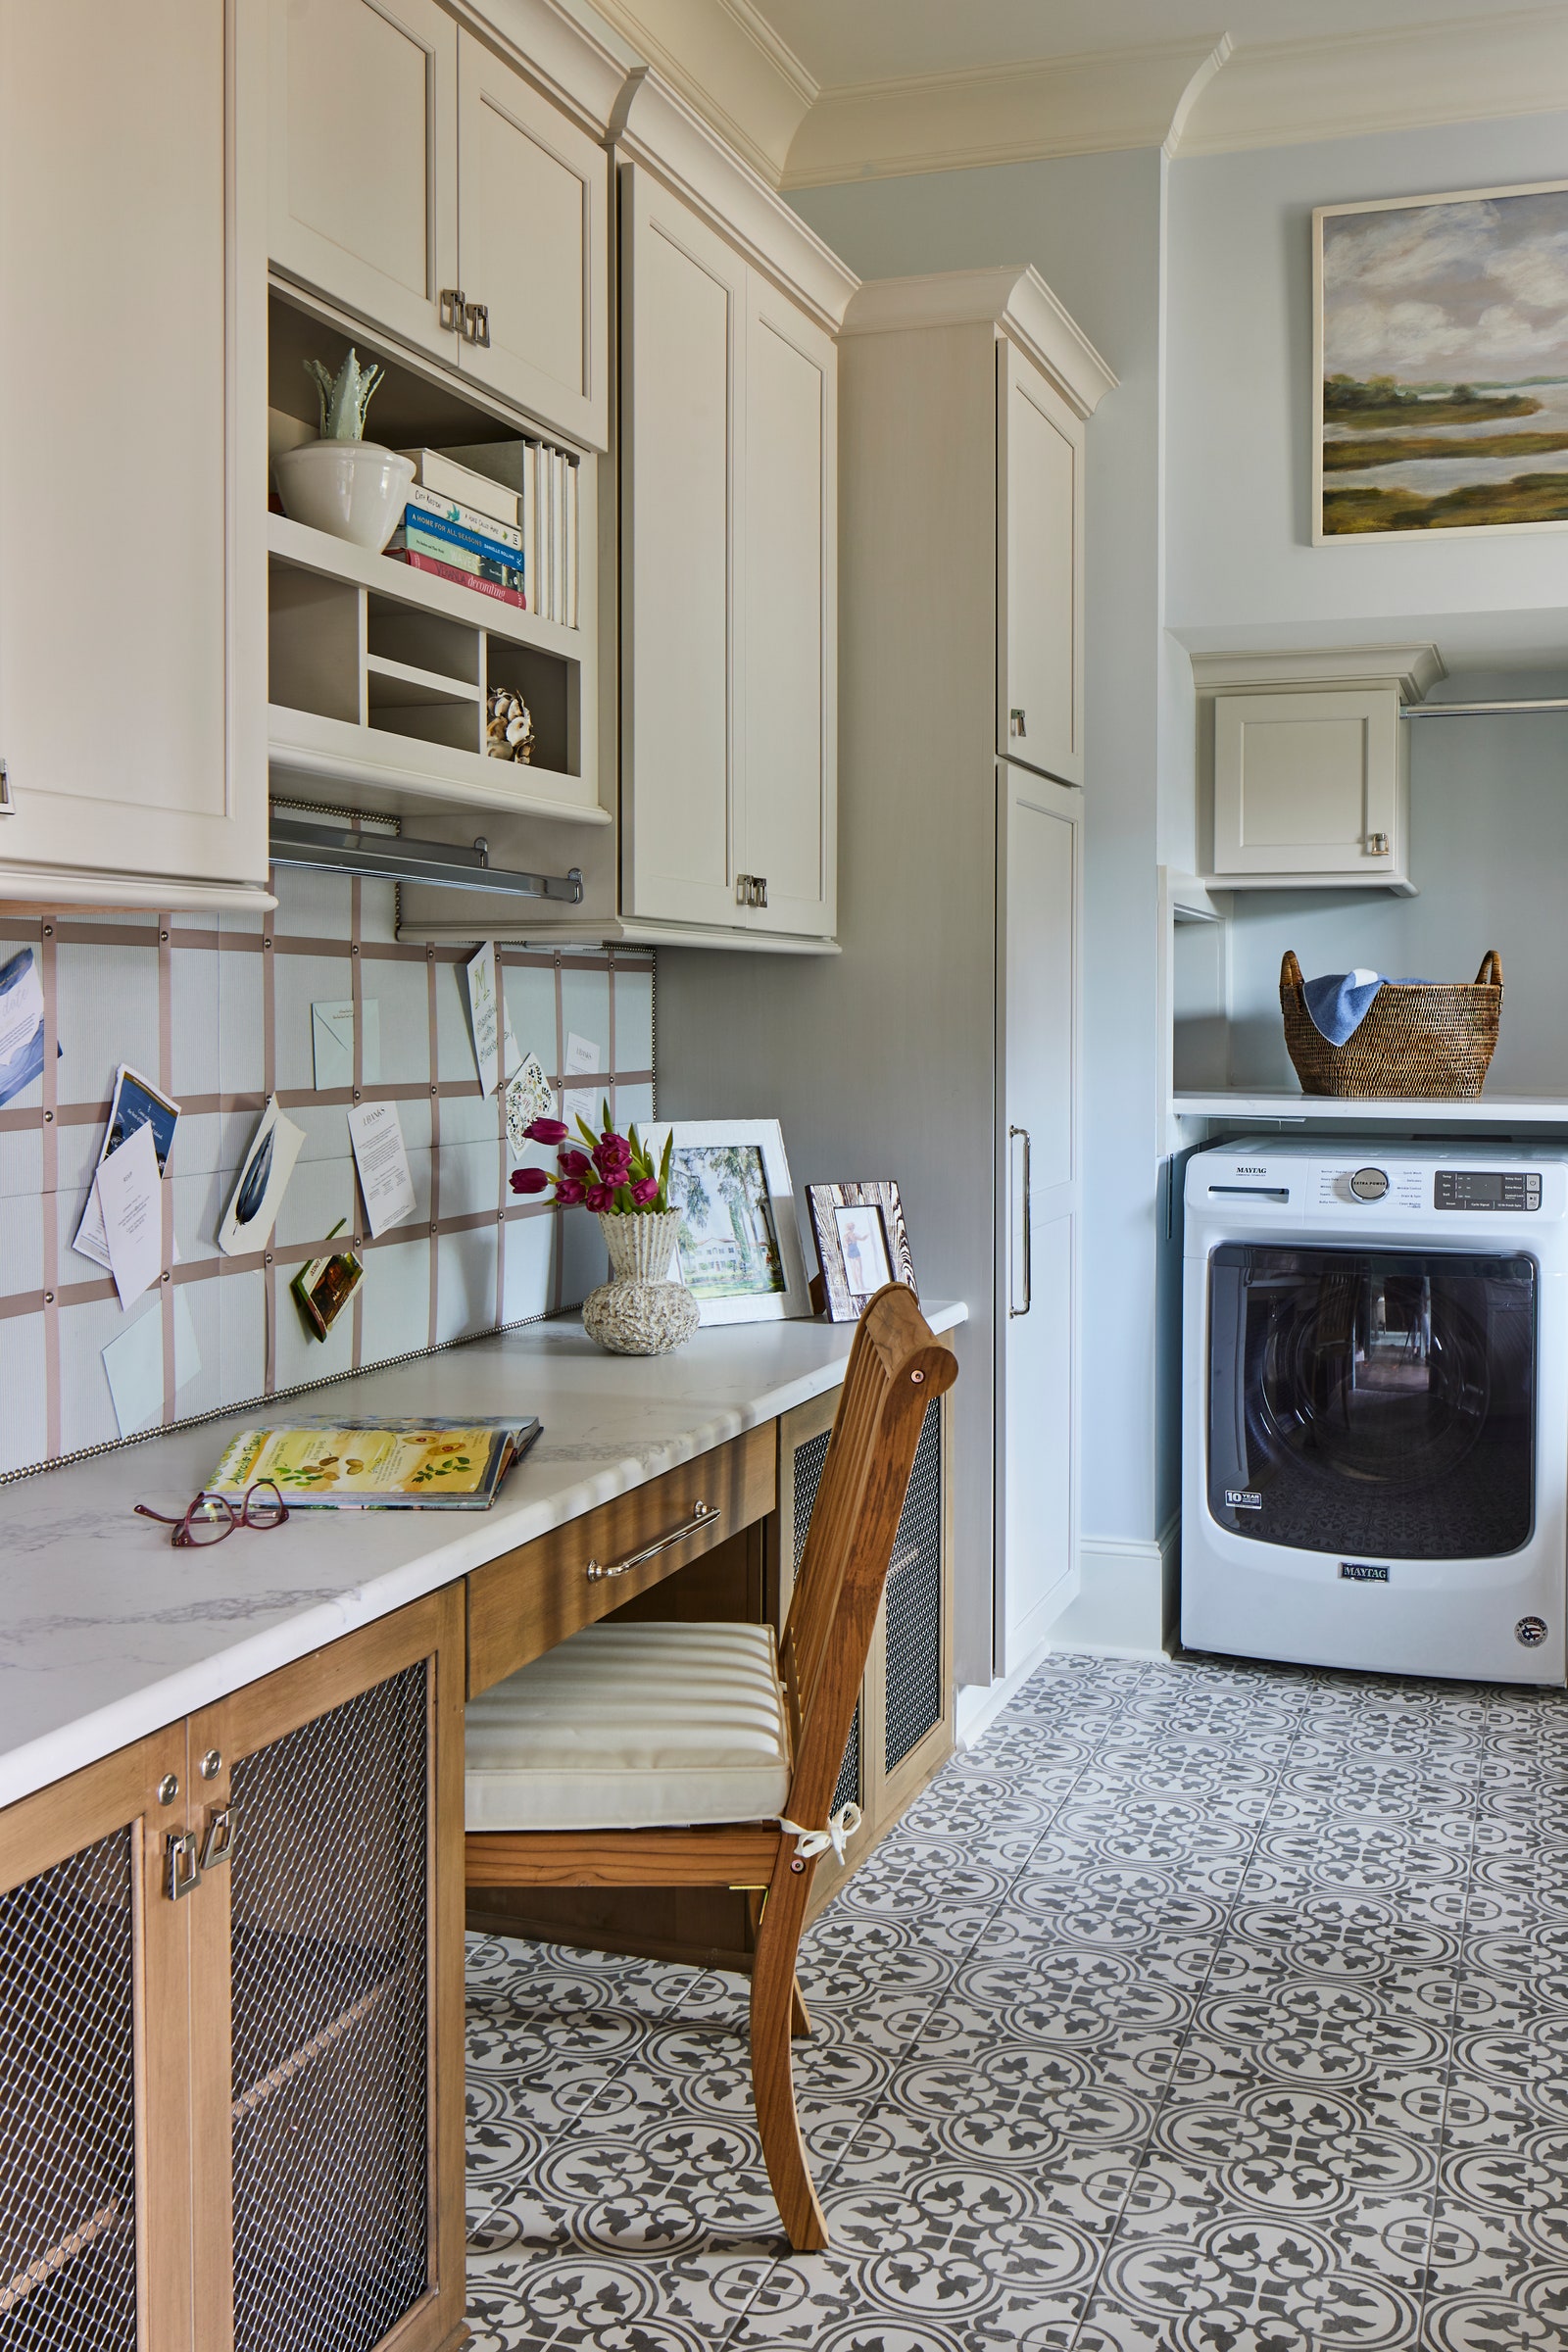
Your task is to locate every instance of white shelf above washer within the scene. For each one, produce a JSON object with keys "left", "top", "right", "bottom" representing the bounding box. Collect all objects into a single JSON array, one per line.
[{"left": 1174, "top": 1092, "right": 1568, "bottom": 1125}]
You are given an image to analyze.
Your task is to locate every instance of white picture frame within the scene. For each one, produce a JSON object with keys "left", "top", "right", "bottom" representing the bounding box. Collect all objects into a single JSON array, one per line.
[{"left": 644, "top": 1119, "right": 812, "bottom": 1325}]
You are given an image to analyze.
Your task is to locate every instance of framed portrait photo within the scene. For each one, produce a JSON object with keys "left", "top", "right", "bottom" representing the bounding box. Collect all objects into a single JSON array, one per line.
[
  {"left": 643, "top": 1119, "right": 812, "bottom": 1325},
  {"left": 1315, "top": 178, "right": 1568, "bottom": 543},
  {"left": 807, "top": 1182, "right": 917, "bottom": 1323}
]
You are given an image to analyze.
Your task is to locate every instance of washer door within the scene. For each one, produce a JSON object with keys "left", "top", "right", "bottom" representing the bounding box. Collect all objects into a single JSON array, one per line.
[{"left": 1208, "top": 1245, "right": 1536, "bottom": 1558}]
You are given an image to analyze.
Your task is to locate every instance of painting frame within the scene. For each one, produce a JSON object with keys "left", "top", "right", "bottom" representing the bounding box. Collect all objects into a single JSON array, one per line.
[
  {"left": 1313, "top": 176, "right": 1568, "bottom": 546},
  {"left": 644, "top": 1118, "right": 812, "bottom": 1326},
  {"left": 807, "top": 1181, "right": 918, "bottom": 1323}
]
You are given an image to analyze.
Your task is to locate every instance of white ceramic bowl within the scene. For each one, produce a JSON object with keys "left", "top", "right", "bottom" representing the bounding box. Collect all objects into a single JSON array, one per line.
[{"left": 274, "top": 440, "right": 416, "bottom": 552}]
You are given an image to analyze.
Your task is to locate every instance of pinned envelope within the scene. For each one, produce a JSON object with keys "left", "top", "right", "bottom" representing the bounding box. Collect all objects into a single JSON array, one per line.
[{"left": 312, "top": 999, "right": 381, "bottom": 1092}]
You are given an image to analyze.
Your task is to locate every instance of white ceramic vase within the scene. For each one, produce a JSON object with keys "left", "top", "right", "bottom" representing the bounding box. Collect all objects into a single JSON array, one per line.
[
  {"left": 274, "top": 440, "right": 416, "bottom": 552},
  {"left": 582, "top": 1211, "right": 700, "bottom": 1357}
]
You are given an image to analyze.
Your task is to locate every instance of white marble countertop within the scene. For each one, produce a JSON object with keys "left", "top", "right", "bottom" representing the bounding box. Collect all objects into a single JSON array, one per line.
[{"left": 0, "top": 1304, "right": 966, "bottom": 1811}]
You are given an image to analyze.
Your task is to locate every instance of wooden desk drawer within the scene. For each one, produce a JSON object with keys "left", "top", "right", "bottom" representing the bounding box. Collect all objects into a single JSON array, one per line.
[{"left": 466, "top": 1425, "right": 775, "bottom": 1696}]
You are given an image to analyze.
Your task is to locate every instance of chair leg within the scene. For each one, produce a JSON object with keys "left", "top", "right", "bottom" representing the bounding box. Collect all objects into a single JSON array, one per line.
[
  {"left": 751, "top": 1877, "right": 828, "bottom": 2251},
  {"left": 790, "top": 1976, "right": 811, "bottom": 2038}
]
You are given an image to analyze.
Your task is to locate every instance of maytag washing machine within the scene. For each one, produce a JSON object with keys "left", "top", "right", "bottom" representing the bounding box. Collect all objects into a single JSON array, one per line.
[{"left": 1182, "top": 1138, "right": 1568, "bottom": 1684}]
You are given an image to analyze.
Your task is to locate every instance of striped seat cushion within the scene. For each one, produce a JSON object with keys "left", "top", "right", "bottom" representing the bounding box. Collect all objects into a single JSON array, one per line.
[{"left": 465, "top": 1619, "right": 792, "bottom": 1832}]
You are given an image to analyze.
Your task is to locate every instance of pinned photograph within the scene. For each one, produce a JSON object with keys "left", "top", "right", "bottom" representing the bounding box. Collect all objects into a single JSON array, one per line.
[
  {"left": 291, "top": 1226, "right": 365, "bottom": 1341},
  {"left": 218, "top": 1095, "right": 306, "bottom": 1257}
]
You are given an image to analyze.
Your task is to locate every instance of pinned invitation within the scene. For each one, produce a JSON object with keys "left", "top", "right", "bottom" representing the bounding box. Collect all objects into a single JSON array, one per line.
[
  {"left": 74, "top": 1066, "right": 179, "bottom": 1270},
  {"left": 347, "top": 1100, "right": 416, "bottom": 1237},
  {"left": 96, "top": 1122, "right": 164, "bottom": 1308},
  {"left": 563, "top": 1031, "right": 602, "bottom": 1134},
  {"left": 465, "top": 943, "right": 520, "bottom": 1099}
]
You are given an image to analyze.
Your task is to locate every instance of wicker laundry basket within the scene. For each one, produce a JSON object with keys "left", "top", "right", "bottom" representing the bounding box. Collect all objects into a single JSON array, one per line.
[{"left": 1280, "top": 949, "right": 1503, "bottom": 1099}]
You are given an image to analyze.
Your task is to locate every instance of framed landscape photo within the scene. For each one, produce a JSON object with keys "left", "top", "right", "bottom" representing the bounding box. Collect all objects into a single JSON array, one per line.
[
  {"left": 1314, "top": 179, "right": 1568, "bottom": 542},
  {"left": 808, "top": 1181, "right": 917, "bottom": 1323},
  {"left": 645, "top": 1119, "right": 811, "bottom": 1325}
]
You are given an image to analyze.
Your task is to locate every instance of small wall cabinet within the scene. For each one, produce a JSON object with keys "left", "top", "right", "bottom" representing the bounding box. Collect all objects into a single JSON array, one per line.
[
  {"left": 0, "top": 1592, "right": 465, "bottom": 2352},
  {"left": 998, "top": 340, "right": 1085, "bottom": 788},
  {"left": 268, "top": 0, "right": 610, "bottom": 449}
]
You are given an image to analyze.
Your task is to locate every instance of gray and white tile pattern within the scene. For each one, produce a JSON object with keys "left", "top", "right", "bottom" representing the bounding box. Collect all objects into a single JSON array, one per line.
[{"left": 466, "top": 1650, "right": 1568, "bottom": 2350}]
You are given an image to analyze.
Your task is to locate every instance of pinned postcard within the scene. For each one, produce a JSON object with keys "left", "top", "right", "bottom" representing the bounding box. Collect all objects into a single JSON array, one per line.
[
  {"left": 102, "top": 1291, "right": 200, "bottom": 1437},
  {"left": 96, "top": 1122, "right": 164, "bottom": 1308},
  {"left": 218, "top": 1095, "right": 306, "bottom": 1257},
  {"left": 563, "top": 1031, "right": 602, "bottom": 1134},
  {"left": 347, "top": 1099, "right": 416, "bottom": 1237},
  {"left": 505, "top": 1052, "right": 553, "bottom": 1158},
  {"left": 465, "top": 943, "right": 520, "bottom": 1099},
  {"left": 74, "top": 1066, "right": 179, "bottom": 1271},
  {"left": 0, "top": 947, "right": 54, "bottom": 1111},
  {"left": 312, "top": 999, "right": 380, "bottom": 1092}
]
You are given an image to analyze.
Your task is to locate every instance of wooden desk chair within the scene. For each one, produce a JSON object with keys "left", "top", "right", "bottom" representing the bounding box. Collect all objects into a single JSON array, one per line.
[{"left": 466, "top": 1283, "right": 958, "bottom": 2249}]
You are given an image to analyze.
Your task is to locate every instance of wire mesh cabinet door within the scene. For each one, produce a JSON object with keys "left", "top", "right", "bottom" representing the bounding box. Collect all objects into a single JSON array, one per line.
[
  {"left": 187, "top": 1588, "right": 466, "bottom": 2352},
  {"left": 0, "top": 1725, "right": 193, "bottom": 2352}
]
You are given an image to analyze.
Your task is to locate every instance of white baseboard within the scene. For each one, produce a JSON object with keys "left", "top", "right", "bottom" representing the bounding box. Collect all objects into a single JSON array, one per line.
[{"left": 956, "top": 1521, "right": 1182, "bottom": 1750}]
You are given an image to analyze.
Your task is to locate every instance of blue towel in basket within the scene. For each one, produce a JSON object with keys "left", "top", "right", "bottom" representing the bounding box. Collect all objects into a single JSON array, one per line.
[{"left": 1302, "top": 968, "right": 1396, "bottom": 1047}]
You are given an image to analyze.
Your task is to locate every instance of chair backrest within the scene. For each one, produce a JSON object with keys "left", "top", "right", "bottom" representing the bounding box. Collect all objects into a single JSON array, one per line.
[{"left": 778, "top": 1284, "right": 958, "bottom": 1834}]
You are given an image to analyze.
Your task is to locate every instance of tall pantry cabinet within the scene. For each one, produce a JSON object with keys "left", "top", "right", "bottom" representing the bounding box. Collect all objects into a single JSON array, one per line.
[{"left": 658, "top": 267, "right": 1114, "bottom": 1686}]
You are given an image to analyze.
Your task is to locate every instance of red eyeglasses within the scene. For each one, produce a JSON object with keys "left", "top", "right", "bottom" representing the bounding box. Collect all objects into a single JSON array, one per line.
[{"left": 133, "top": 1482, "right": 290, "bottom": 1548}]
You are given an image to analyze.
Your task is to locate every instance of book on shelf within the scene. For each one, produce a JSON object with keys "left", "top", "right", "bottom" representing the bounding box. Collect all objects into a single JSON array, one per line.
[
  {"left": 389, "top": 518, "right": 525, "bottom": 595},
  {"left": 405, "top": 479, "right": 524, "bottom": 556},
  {"left": 440, "top": 438, "right": 579, "bottom": 630},
  {"left": 386, "top": 547, "right": 526, "bottom": 610},
  {"left": 565, "top": 457, "right": 578, "bottom": 630},
  {"left": 395, "top": 501, "right": 525, "bottom": 575},
  {"left": 398, "top": 447, "right": 522, "bottom": 535},
  {"left": 208, "top": 1415, "right": 542, "bottom": 1510}
]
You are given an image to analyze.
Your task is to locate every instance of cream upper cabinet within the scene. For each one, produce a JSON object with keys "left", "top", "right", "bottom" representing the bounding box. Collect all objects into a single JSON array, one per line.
[
  {"left": 269, "top": 0, "right": 459, "bottom": 366},
  {"left": 620, "top": 160, "right": 840, "bottom": 941},
  {"left": 0, "top": 0, "right": 269, "bottom": 901},
  {"left": 740, "top": 281, "right": 837, "bottom": 939},
  {"left": 455, "top": 34, "right": 608, "bottom": 446},
  {"left": 997, "top": 339, "right": 1085, "bottom": 788},
  {"left": 269, "top": 0, "right": 609, "bottom": 447},
  {"left": 620, "top": 165, "right": 747, "bottom": 932}
]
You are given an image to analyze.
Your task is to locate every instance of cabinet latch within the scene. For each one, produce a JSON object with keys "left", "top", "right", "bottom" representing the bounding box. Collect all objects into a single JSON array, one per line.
[
  {"left": 165, "top": 1831, "right": 202, "bottom": 1902},
  {"left": 199, "top": 1806, "right": 235, "bottom": 1872}
]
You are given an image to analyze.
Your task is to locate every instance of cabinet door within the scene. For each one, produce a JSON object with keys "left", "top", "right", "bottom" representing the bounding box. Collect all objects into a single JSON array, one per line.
[
  {"left": 620, "top": 164, "right": 748, "bottom": 931},
  {"left": 997, "top": 340, "right": 1085, "bottom": 787},
  {"left": 998, "top": 763, "right": 1082, "bottom": 1672},
  {"left": 268, "top": 0, "right": 458, "bottom": 368},
  {"left": 739, "top": 278, "right": 837, "bottom": 939},
  {"left": 188, "top": 1592, "right": 465, "bottom": 2352},
  {"left": 456, "top": 32, "right": 609, "bottom": 449},
  {"left": 1211, "top": 687, "right": 1401, "bottom": 878},
  {"left": 0, "top": 0, "right": 267, "bottom": 891},
  {"left": 0, "top": 1728, "right": 191, "bottom": 2352}
]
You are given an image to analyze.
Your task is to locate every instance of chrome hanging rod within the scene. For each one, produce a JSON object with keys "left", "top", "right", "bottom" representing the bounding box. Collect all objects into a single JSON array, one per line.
[
  {"left": 1404, "top": 698, "right": 1568, "bottom": 717},
  {"left": 270, "top": 813, "right": 582, "bottom": 902}
]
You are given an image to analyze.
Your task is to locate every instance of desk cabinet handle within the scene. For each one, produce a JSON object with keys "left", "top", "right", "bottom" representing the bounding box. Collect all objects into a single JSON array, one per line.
[{"left": 585, "top": 1500, "right": 718, "bottom": 1582}]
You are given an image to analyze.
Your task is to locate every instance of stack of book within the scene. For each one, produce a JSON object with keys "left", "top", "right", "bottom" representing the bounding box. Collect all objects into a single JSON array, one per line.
[
  {"left": 442, "top": 438, "right": 579, "bottom": 630},
  {"left": 390, "top": 451, "right": 527, "bottom": 609}
]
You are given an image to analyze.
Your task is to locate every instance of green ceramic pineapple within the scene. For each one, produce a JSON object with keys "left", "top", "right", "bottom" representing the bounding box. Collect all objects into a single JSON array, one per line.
[{"left": 304, "top": 349, "right": 385, "bottom": 441}]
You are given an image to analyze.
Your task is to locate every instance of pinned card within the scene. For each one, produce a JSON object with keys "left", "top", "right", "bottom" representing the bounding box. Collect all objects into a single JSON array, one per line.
[
  {"left": 465, "top": 943, "right": 520, "bottom": 1100},
  {"left": 0, "top": 947, "right": 53, "bottom": 1111},
  {"left": 312, "top": 999, "right": 380, "bottom": 1092},
  {"left": 102, "top": 1292, "right": 201, "bottom": 1437},
  {"left": 218, "top": 1095, "right": 306, "bottom": 1257},
  {"left": 505, "top": 1052, "right": 553, "bottom": 1158},
  {"left": 96, "top": 1121, "right": 164, "bottom": 1308},
  {"left": 347, "top": 1099, "right": 416, "bottom": 1237},
  {"left": 563, "top": 1031, "right": 602, "bottom": 1134},
  {"left": 74, "top": 1066, "right": 179, "bottom": 1271}
]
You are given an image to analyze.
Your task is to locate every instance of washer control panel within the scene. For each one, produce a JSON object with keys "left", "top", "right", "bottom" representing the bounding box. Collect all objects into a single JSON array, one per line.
[
  {"left": 1316, "top": 1162, "right": 1426, "bottom": 1210},
  {"left": 1435, "top": 1168, "right": 1542, "bottom": 1212}
]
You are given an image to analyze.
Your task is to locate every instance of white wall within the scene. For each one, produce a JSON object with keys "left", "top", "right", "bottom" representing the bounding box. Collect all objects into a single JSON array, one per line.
[
  {"left": 790, "top": 153, "right": 1173, "bottom": 1572},
  {"left": 1166, "top": 110, "right": 1568, "bottom": 646}
]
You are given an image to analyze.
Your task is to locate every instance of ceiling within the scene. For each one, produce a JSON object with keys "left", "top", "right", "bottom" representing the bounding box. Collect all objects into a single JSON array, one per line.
[{"left": 586, "top": 0, "right": 1568, "bottom": 188}]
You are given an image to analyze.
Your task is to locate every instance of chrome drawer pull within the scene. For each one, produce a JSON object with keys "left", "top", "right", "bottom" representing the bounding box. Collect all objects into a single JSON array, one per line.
[{"left": 585, "top": 1500, "right": 718, "bottom": 1583}]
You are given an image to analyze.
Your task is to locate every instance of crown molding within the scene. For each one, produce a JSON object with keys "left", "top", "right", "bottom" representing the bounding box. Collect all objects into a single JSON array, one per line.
[
  {"left": 585, "top": 0, "right": 815, "bottom": 182},
  {"left": 612, "top": 69, "right": 858, "bottom": 328},
  {"left": 1174, "top": 8, "right": 1568, "bottom": 157},
  {"left": 1191, "top": 645, "right": 1447, "bottom": 704},
  {"left": 780, "top": 36, "right": 1227, "bottom": 189},
  {"left": 841, "top": 266, "right": 1117, "bottom": 419},
  {"left": 452, "top": 0, "right": 636, "bottom": 136}
]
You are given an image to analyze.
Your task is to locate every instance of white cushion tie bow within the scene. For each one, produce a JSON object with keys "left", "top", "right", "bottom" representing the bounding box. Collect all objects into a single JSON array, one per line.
[{"left": 779, "top": 1801, "right": 863, "bottom": 1862}]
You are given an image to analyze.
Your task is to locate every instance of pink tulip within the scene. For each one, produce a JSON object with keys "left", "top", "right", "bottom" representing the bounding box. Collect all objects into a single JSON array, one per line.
[
  {"left": 558, "top": 1148, "right": 592, "bottom": 1178},
  {"left": 630, "top": 1176, "right": 661, "bottom": 1206},
  {"left": 584, "top": 1181, "right": 615, "bottom": 1212},
  {"left": 510, "top": 1166, "right": 550, "bottom": 1196},
  {"left": 525, "top": 1116, "right": 569, "bottom": 1145},
  {"left": 593, "top": 1138, "right": 632, "bottom": 1180},
  {"left": 555, "top": 1177, "right": 586, "bottom": 1205}
]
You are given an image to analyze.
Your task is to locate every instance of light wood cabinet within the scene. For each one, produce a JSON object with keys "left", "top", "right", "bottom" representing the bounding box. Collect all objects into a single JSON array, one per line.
[
  {"left": 998, "top": 339, "right": 1085, "bottom": 788},
  {"left": 0, "top": 1593, "right": 465, "bottom": 2352},
  {"left": 269, "top": 0, "right": 609, "bottom": 447},
  {"left": 619, "top": 163, "right": 838, "bottom": 942},
  {"left": 0, "top": 0, "right": 269, "bottom": 905}
]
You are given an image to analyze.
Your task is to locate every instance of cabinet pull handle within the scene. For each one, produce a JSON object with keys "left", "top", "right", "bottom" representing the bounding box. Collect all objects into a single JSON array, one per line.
[
  {"left": 199, "top": 1806, "right": 235, "bottom": 1872},
  {"left": 585, "top": 1499, "right": 718, "bottom": 1582},
  {"left": 1008, "top": 1125, "right": 1032, "bottom": 1317},
  {"left": 165, "top": 1832, "right": 202, "bottom": 1902},
  {"left": 439, "top": 286, "right": 466, "bottom": 333},
  {"left": 735, "top": 874, "right": 768, "bottom": 909},
  {"left": 464, "top": 300, "right": 490, "bottom": 347},
  {"left": 0, "top": 759, "right": 13, "bottom": 814},
  {"left": 1009, "top": 708, "right": 1027, "bottom": 740},
  {"left": 1366, "top": 831, "right": 1390, "bottom": 857}
]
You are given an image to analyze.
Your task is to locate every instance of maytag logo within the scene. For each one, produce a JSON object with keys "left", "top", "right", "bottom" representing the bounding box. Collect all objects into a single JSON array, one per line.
[
  {"left": 1235, "top": 1166, "right": 1268, "bottom": 1176},
  {"left": 1225, "top": 1489, "right": 1262, "bottom": 1510},
  {"left": 1341, "top": 1562, "right": 1390, "bottom": 1585}
]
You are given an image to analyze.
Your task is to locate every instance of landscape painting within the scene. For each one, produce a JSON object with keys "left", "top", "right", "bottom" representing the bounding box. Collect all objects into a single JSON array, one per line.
[
  {"left": 1315, "top": 180, "right": 1568, "bottom": 539},
  {"left": 668, "top": 1141, "right": 787, "bottom": 1301}
]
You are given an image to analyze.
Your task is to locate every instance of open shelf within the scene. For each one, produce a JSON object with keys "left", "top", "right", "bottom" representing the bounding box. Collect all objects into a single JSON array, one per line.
[{"left": 1174, "top": 1091, "right": 1568, "bottom": 1126}]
